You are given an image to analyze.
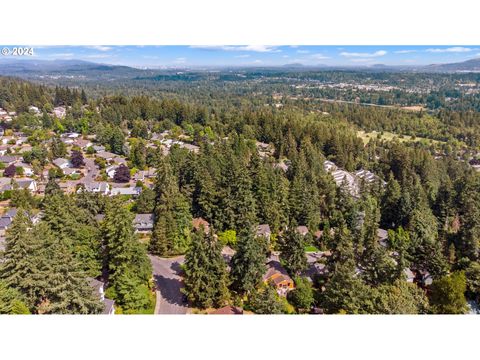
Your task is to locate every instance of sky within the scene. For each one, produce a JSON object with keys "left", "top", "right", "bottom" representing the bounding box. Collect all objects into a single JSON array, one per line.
[{"left": 10, "top": 45, "right": 480, "bottom": 68}]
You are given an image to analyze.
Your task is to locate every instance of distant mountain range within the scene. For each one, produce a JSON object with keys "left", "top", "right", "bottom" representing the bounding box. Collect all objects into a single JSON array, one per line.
[
  {"left": 424, "top": 58, "right": 480, "bottom": 72},
  {"left": 0, "top": 57, "right": 480, "bottom": 81}
]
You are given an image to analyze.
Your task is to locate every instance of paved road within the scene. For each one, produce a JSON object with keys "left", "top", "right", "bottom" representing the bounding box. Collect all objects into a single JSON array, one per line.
[
  {"left": 149, "top": 255, "right": 189, "bottom": 314},
  {"left": 80, "top": 157, "right": 99, "bottom": 184}
]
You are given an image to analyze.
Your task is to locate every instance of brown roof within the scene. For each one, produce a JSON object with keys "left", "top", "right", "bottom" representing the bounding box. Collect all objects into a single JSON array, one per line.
[{"left": 192, "top": 217, "right": 210, "bottom": 233}]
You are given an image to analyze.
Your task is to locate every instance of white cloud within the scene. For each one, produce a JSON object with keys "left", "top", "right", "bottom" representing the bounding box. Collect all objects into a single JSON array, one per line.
[
  {"left": 426, "top": 47, "right": 472, "bottom": 53},
  {"left": 235, "top": 54, "right": 250, "bottom": 58},
  {"left": 282, "top": 55, "right": 289, "bottom": 58},
  {"left": 297, "top": 50, "right": 310, "bottom": 54},
  {"left": 191, "top": 45, "right": 280, "bottom": 53},
  {"left": 88, "top": 45, "right": 112, "bottom": 52},
  {"left": 50, "top": 53, "right": 74, "bottom": 58},
  {"left": 395, "top": 49, "right": 417, "bottom": 54},
  {"left": 252, "top": 59, "right": 263, "bottom": 63},
  {"left": 86, "top": 54, "right": 111, "bottom": 59},
  {"left": 340, "top": 50, "right": 387, "bottom": 58},
  {"left": 174, "top": 57, "right": 187, "bottom": 64},
  {"left": 349, "top": 58, "right": 374, "bottom": 63},
  {"left": 310, "top": 53, "right": 330, "bottom": 60}
]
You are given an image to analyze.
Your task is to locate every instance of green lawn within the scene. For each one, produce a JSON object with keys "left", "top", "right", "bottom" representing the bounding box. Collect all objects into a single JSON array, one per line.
[{"left": 305, "top": 245, "right": 319, "bottom": 252}]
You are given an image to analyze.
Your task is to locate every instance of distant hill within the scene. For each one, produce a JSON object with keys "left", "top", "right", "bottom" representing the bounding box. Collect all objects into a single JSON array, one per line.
[
  {"left": 424, "top": 58, "right": 480, "bottom": 72},
  {"left": 0, "top": 59, "right": 149, "bottom": 80}
]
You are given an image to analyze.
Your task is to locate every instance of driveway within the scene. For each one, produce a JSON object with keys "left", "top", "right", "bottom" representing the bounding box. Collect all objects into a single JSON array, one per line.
[
  {"left": 80, "top": 157, "right": 99, "bottom": 184},
  {"left": 149, "top": 255, "right": 189, "bottom": 314}
]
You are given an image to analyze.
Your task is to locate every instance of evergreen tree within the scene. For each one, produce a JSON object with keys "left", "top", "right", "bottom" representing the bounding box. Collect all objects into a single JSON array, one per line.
[
  {"left": 380, "top": 173, "right": 402, "bottom": 228},
  {"left": 280, "top": 225, "right": 307, "bottom": 276},
  {"left": 0, "top": 280, "right": 30, "bottom": 314},
  {"left": 135, "top": 187, "right": 155, "bottom": 213},
  {"left": 287, "top": 276, "right": 314, "bottom": 312},
  {"left": 38, "top": 223, "right": 103, "bottom": 314},
  {"left": 230, "top": 227, "right": 267, "bottom": 295},
  {"left": 183, "top": 230, "right": 229, "bottom": 309},
  {"left": 101, "top": 200, "right": 152, "bottom": 312},
  {"left": 150, "top": 159, "right": 191, "bottom": 255},
  {"left": 0, "top": 211, "right": 45, "bottom": 310},
  {"left": 247, "top": 284, "right": 286, "bottom": 314},
  {"left": 429, "top": 271, "right": 468, "bottom": 314}
]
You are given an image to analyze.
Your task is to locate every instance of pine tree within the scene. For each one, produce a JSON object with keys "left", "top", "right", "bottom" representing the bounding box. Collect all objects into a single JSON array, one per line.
[
  {"left": 280, "top": 225, "right": 307, "bottom": 276},
  {"left": 230, "top": 227, "right": 267, "bottom": 295},
  {"left": 183, "top": 230, "right": 229, "bottom": 308},
  {"left": 247, "top": 284, "right": 286, "bottom": 314},
  {"left": 101, "top": 200, "right": 152, "bottom": 312},
  {"left": 44, "top": 177, "right": 62, "bottom": 197},
  {"left": 0, "top": 280, "right": 30, "bottom": 314},
  {"left": 150, "top": 159, "right": 191, "bottom": 255},
  {"left": 38, "top": 223, "right": 103, "bottom": 314},
  {"left": 0, "top": 211, "right": 45, "bottom": 310},
  {"left": 380, "top": 173, "right": 402, "bottom": 229}
]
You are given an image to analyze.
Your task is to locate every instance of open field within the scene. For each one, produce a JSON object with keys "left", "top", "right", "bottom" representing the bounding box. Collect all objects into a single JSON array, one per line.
[{"left": 357, "top": 130, "right": 443, "bottom": 146}]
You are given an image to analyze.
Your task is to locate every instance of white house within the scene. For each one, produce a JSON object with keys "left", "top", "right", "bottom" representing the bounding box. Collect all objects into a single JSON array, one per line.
[
  {"left": 88, "top": 278, "right": 115, "bottom": 315},
  {"left": 52, "top": 158, "right": 71, "bottom": 169},
  {"left": 105, "top": 165, "right": 119, "bottom": 179}
]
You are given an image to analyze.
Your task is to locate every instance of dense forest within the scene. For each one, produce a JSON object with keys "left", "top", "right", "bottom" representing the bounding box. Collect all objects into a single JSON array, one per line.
[{"left": 1, "top": 73, "right": 480, "bottom": 314}]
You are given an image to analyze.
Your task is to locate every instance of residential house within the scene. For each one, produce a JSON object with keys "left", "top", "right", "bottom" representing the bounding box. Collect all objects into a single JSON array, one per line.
[
  {"left": 256, "top": 224, "right": 272, "bottom": 239},
  {"left": 53, "top": 106, "right": 66, "bottom": 119},
  {"left": 296, "top": 225, "right": 309, "bottom": 236},
  {"left": 15, "top": 162, "right": 34, "bottom": 177},
  {"left": 355, "top": 169, "right": 386, "bottom": 186},
  {"left": 404, "top": 268, "right": 415, "bottom": 283},
  {"left": 192, "top": 217, "right": 210, "bottom": 234},
  {"left": 28, "top": 106, "right": 40, "bottom": 114},
  {"left": 112, "top": 157, "right": 127, "bottom": 165},
  {"left": 133, "top": 213, "right": 154, "bottom": 232},
  {"left": 52, "top": 158, "right": 71, "bottom": 170},
  {"left": 96, "top": 151, "right": 116, "bottom": 162},
  {"left": 105, "top": 165, "right": 119, "bottom": 179},
  {"left": 263, "top": 259, "right": 294, "bottom": 296},
  {"left": 93, "top": 145, "right": 106, "bottom": 153},
  {"left": 81, "top": 182, "right": 110, "bottom": 195},
  {"left": 110, "top": 186, "right": 141, "bottom": 197},
  {"left": 0, "top": 208, "right": 16, "bottom": 236},
  {"left": 377, "top": 228, "right": 389, "bottom": 247},
  {"left": 255, "top": 141, "right": 274, "bottom": 158},
  {"left": 0, "top": 146, "right": 7, "bottom": 156},
  {"left": 178, "top": 143, "right": 200, "bottom": 153},
  {"left": 0, "top": 155, "right": 20, "bottom": 166},
  {"left": 1, "top": 179, "right": 38, "bottom": 193},
  {"left": 74, "top": 138, "right": 93, "bottom": 149},
  {"left": 88, "top": 278, "right": 115, "bottom": 315}
]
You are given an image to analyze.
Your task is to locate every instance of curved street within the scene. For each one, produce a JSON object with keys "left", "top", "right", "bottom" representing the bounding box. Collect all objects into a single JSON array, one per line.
[{"left": 149, "top": 255, "right": 189, "bottom": 314}]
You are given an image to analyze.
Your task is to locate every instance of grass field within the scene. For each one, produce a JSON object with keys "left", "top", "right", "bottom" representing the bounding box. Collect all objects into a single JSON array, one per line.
[{"left": 357, "top": 130, "right": 443, "bottom": 146}]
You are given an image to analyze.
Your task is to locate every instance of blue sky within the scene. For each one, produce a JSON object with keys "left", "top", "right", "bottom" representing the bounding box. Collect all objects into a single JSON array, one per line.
[{"left": 14, "top": 45, "right": 480, "bottom": 68}]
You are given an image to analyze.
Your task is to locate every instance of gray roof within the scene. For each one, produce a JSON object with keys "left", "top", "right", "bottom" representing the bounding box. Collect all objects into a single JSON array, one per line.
[
  {"left": 88, "top": 277, "right": 104, "bottom": 294},
  {"left": 0, "top": 217, "right": 12, "bottom": 230},
  {"left": 0, "top": 156, "right": 19, "bottom": 164},
  {"left": 96, "top": 151, "right": 116, "bottom": 160},
  {"left": 102, "top": 298, "right": 115, "bottom": 314},
  {"left": 110, "top": 187, "right": 141, "bottom": 196},
  {"left": 52, "top": 158, "right": 69, "bottom": 167},
  {"left": 256, "top": 224, "right": 271, "bottom": 237},
  {"left": 134, "top": 213, "right": 154, "bottom": 230}
]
